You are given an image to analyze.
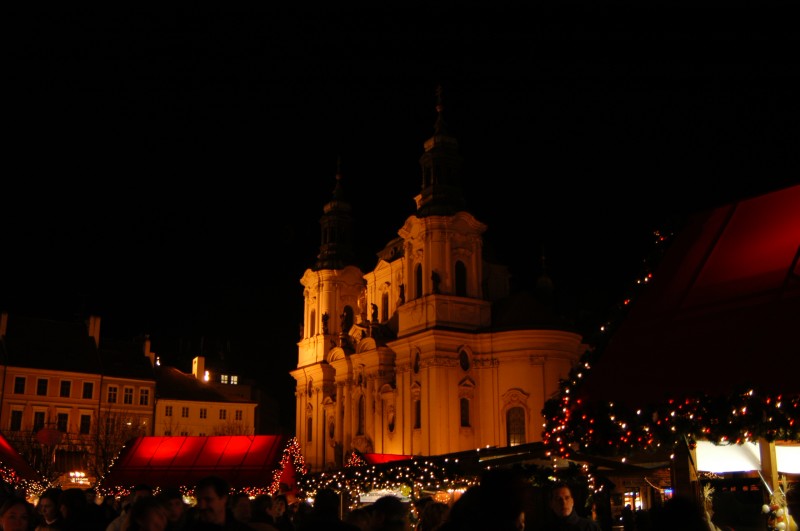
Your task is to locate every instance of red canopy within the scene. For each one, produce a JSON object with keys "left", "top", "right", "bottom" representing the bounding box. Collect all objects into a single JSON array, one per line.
[
  {"left": 99, "top": 435, "right": 300, "bottom": 492},
  {"left": 362, "top": 453, "right": 413, "bottom": 465},
  {"left": 578, "top": 184, "right": 800, "bottom": 405},
  {"left": 0, "top": 432, "right": 43, "bottom": 484}
]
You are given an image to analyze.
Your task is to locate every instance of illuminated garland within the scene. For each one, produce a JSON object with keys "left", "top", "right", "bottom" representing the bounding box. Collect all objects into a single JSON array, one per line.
[
  {"left": 297, "top": 455, "right": 478, "bottom": 507},
  {"left": 542, "top": 227, "right": 800, "bottom": 461},
  {"left": 0, "top": 460, "right": 47, "bottom": 497}
]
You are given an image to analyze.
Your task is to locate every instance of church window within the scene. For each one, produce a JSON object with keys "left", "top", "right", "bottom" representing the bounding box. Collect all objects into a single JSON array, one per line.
[
  {"left": 413, "top": 398, "right": 421, "bottom": 429},
  {"left": 455, "top": 260, "right": 467, "bottom": 296},
  {"left": 415, "top": 264, "right": 423, "bottom": 299},
  {"left": 381, "top": 292, "right": 389, "bottom": 322},
  {"left": 342, "top": 305, "right": 354, "bottom": 332},
  {"left": 459, "top": 349, "right": 470, "bottom": 371},
  {"left": 413, "top": 352, "right": 420, "bottom": 374},
  {"left": 310, "top": 310, "right": 316, "bottom": 336},
  {"left": 460, "top": 398, "right": 470, "bottom": 427},
  {"left": 307, "top": 416, "right": 313, "bottom": 442},
  {"left": 506, "top": 406, "right": 526, "bottom": 446},
  {"left": 357, "top": 395, "right": 366, "bottom": 435}
]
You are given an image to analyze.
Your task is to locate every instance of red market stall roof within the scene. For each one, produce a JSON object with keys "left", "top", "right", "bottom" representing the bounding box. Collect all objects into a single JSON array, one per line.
[
  {"left": 577, "top": 184, "right": 800, "bottom": 405},
  {"left": 99, "top": 435, "right": 300, "bottom": 492},
  {"left": 0, "top": 432, "right": 43, "bottom": 484},
  {"left": 362, "top": 453, "right": 413, "bottom": 465}
]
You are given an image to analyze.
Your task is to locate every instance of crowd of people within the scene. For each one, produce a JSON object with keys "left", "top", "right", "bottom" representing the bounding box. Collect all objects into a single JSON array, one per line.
[{"left": 0, "top": 473, "right": 732, "bottom": 531}]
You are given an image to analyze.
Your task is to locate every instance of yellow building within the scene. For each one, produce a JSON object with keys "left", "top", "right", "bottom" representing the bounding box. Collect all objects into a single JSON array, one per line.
[
  {"left": 291, "top": 92, "right": 588, "bottom": 473},
  {"left": 151, "top": 356, "right": 257, "bottom": 436}
]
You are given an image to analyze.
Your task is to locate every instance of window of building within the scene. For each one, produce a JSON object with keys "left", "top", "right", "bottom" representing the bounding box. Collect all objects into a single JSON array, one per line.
[
  {"left": 57, "top": 413, "right": 68, "bottom": 432},
  {"left": 506, "top": 406, "right": 526, "bottom": 447},
  {"left": 33, "top": 412, "right": 45, "bottom": 431},
  {"left": 180, "top": 431, "right": 189, "bottom": 436},
  {"left": 235, "top": 410, "right": 242, "bottom": 421},
  {"left": 181, "top": 407, "right": 189, "bottom": 418},
  {"left": 165, "top": 406, "right": 173, "bottom": 417},
  {"left": 414, "top": 399, "right": 421, "bottom": 429},
  {"left": 37, "top": 378, "right": 48, "bottom": 396},
  {"left": 10, "top": 410, "right": 23, "bottom": 431},
  {"left": 108, "top": 386, "right": 118, "bottom": 403},
  {"left": 357, "top": 395, "right": 365, "bottom": 436},
  {"left": 221, "top": 374, "right": 229, "bottom": 384},
  {"left": 306, "top": 417, "right": 312, "bottom": 442},
  {"left": 219, "top": 410, "right": 227, "bottom": 420},
  {"left": 415, "top": 264, "right": 423, "bottom": 298},
  {"left": 231, "top": 375, "right": 238, "bottom": 385},
  {"left": 455, "top": 260, "right": 467, "bottom": 296},
  {"left": 82, "top": 382, "right": 93, "bottom": 399},
  {"left": 309, "top": 309, "right": 316, "bottom": 337},
  {"left": 13, "top": 377, "right": 25, "bottom": 394},
  {"left": 139, "top": 389, "right": 149, "bottom": 406},
  {"left": 199, "top": 408, "right": 207, "bottom": 419},
  {"left": 459, "top": 350, "right": 470, "bottom": 371},
  {"left": 60, "top": 381, "right": 71, "bottom": 398},
  {"left": 381, "top": 292, "right": 389, "bottom": 322},
  {"left": 79, "top": 414, "right": 91, "bottom": 435},
  {"left": 460, "top": 398, "right": 471, "bottom": 427},
  {"left": 123, "top": 388, "right": 134, "bottom": 405},
  {"left": 199, "top": 432, "right": 206, "bottom": 436},
  {"left": 164, "top": 430, "right": 172, "bottom": 436}
]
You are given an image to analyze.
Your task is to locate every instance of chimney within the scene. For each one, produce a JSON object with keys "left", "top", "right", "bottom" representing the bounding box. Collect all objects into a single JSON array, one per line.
[
  {"left": 192, "top": 356, "right": 205, "bottom": 381},
  {"left": 86, "top": 315, "right": 101, "bottom": 347},
  {"left": 144, "top": 335, "right": 156, "bottom": 366},
  {"left": 0, "top": 312, "right": 7, "bottom": 338}
]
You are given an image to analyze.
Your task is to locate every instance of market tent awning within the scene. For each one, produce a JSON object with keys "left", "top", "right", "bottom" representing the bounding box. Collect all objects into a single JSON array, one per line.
[
  {"left": 362, "top": 453, "right": 413, "bottom": 465},
  {"left": 696, "top": 441, "right": 800, "bottom": 474},
  {"left": 578, "top": 184, "right": 800, "bottom": 404},
  {"left": 0, "top": 432, "right": 43, "bottom": 485},
  {"left": 98, "top": 435, "right": 301, "bottom": 492}
]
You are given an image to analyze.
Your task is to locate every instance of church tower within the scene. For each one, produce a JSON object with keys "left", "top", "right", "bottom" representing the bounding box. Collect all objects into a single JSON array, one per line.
[{"left": 292, "top": 88, "right": 587, "bottom": 473}]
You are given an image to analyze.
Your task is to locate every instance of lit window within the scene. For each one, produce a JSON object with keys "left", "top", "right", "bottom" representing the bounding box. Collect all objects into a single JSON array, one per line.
[
  {"left": 231, "top": 375, "right": 238, "bottom": 385},
  {"left": 221, "top": 374, "right": 229, "bottom": 384},
  {"left": 506, "top": 407, "right": 526, "bottom": 447}
]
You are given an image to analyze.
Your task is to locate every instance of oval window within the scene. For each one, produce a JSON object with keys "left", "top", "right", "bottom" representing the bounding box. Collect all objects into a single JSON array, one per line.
[{"left": 459, "top": 350, "right": 470, "bottom": 371}]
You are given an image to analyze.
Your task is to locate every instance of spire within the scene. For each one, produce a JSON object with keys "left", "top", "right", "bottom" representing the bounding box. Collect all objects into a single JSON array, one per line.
[
  {"left": 314, "top": 157, "right": 356, "bottom": 271},
  {"left": 415, "top": 84, "right": 466, "bottom": 217}
]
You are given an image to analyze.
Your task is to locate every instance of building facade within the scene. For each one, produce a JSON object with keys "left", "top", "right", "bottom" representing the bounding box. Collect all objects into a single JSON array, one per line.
[{"left": 291, "top": 92, "right": 588, "bottom": 472}]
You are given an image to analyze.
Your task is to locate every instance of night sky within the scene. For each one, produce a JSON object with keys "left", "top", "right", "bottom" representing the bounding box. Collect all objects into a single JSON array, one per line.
[{"left": 6, "top": 6, "right": 799, "bottom": 431}]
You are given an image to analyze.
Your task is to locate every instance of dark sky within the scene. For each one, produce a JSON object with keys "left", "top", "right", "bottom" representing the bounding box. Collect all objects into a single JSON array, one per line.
[{"left": 6, "top": 6, "right": 799, "bottom": 430}]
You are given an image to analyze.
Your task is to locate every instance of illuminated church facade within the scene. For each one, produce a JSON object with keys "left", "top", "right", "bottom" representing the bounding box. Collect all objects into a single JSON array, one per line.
[{"left": 291, "top": 91, "right": 587, "bottom": 473}]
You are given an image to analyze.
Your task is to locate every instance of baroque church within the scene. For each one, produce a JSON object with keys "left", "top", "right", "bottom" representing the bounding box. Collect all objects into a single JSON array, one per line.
[{"left": 291, "top": 90, "right": 588, "bottom": 473}]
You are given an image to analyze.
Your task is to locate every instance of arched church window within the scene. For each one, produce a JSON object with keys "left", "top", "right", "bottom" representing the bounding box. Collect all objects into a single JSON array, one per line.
[
  {"left": 455, "top": 260, "right": 467, "bottom": 296},
  {"left": 506, "top": 406, "right": 526, "bottom": 446}
]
